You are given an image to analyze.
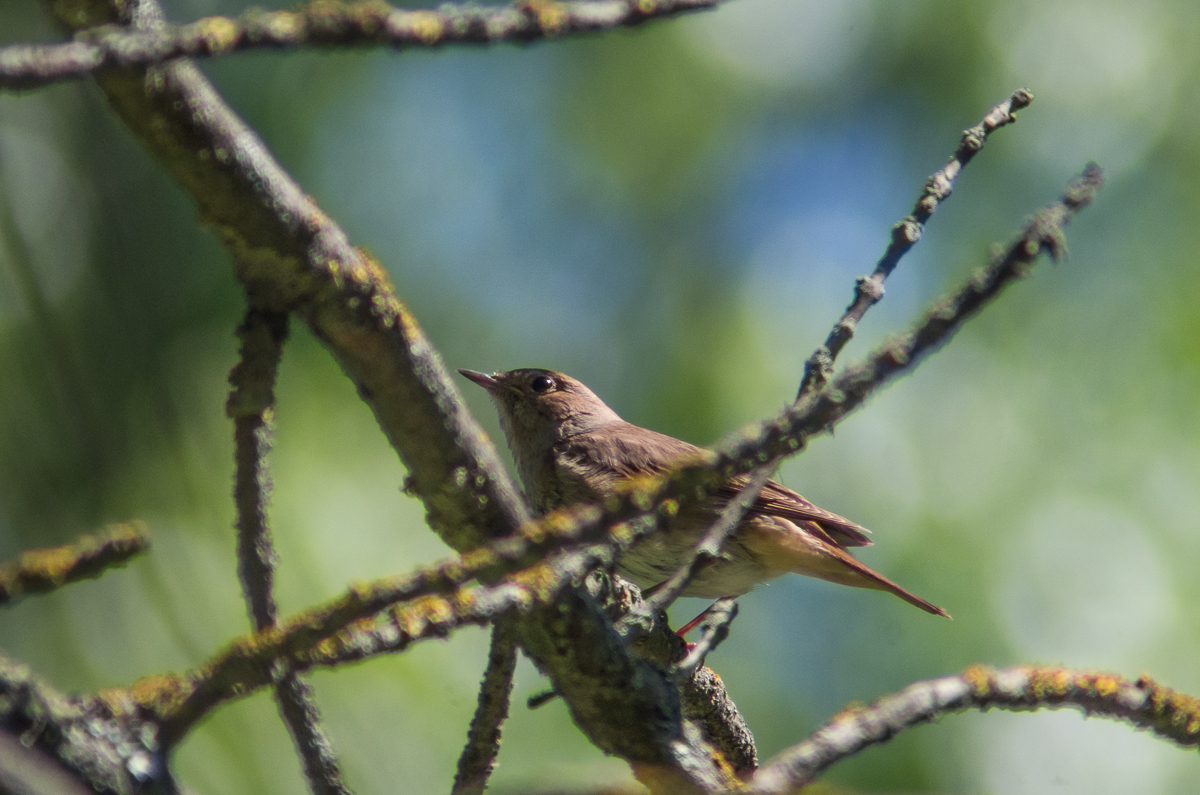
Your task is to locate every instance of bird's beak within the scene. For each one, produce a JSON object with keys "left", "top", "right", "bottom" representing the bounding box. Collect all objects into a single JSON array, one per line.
[{"left": 458, "top": 369, "right": 501, "bottom": 392}]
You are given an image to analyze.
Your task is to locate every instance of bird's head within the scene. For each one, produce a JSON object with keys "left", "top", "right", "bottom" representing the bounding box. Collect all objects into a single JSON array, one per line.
[{"left": 458, "top": 368, "right": 623, "bottom": 459}]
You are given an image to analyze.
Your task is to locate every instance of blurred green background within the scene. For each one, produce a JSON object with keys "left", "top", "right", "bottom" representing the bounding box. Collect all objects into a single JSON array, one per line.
[{"left": 2, "top": 0, "right": 1200, "bottom": 792}]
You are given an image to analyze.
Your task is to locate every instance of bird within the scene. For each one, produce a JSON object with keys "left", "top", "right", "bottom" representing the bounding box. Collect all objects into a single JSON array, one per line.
[{"left": 459, "top": 367, "right": 948, "bottom": 619}]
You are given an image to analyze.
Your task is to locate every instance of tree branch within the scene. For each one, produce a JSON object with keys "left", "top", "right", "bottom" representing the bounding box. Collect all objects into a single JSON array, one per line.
[
  {"left": 145, "top": 540, "right": 614, "bottom": 745},
  {"left": 228, "top": 309, "right": 288, "bottom": 630},
  {"left": 747, "top": 664, "right": 1200, "bottom": 794},
  {"left": 2, "top": 0, "right": 721, "bottom": 90},
  {"left": 0, "top": 652, "right": 172, "bottom": 795},
  {"left": 452, "top": 619, "right": 519, "bottom": 795},
  {"left": 797, "top": 87, "right": 1033, "bottom": 400},
  {"left": 0, "top": 522, "right": 149, "bottom": 607},
  {"left": 228, "top": 309, "right": 352, "bottom": 795},
  {"left": 644, "top": 90, "right": 1035, "bottom": 612},
  {"left": 674, "top": 598, "right": 737, "bottom": 677}
]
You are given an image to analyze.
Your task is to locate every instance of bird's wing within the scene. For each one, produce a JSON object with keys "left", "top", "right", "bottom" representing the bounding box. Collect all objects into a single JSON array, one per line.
[
  {"left": 565, "top": 425, "right": 873, "bottom": 548},
  {"left": 714, "top": 477, "right": 874, "bottom": 548},
  {"left": 562, "top": 423, "right": 711, "bottom": 479}
]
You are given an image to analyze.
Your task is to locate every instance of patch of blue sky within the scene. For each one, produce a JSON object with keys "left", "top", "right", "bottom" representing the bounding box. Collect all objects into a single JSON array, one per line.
[
  {"left": 711, "top": 108, "right": 938, "bottom": 348},
  {"left": 314, "top": 47, "right": 644, "bottom": 352}
]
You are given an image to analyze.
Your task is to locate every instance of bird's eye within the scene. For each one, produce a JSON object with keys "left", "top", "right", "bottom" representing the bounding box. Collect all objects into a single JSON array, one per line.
[{"left": 530, "top": 375, "right": 554, "bottom": 394}]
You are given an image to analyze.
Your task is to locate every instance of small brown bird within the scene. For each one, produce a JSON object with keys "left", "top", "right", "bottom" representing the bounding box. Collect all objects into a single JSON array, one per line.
[{"left": 460, "top": 368, "right": 948, "bottom": 618}]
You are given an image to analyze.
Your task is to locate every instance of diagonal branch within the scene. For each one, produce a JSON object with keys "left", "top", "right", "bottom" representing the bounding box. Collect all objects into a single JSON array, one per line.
[
  {"left": 228, "top": 309, "right": 353, "bottom": 795},
  {"left": 646, "top": 90, "right": 1034, "bottom": 611},
  {"left": 797, "top": 87, "right": 1034, "bottom": 400},
  {"left": 452, "top": 619, "right": 520, "bottom": 795},
  {"left": 746, "top": 664, "right": 1200, "bottom": 794},
  {"left": 643, "top": 466, "right": 774, "bottom": 615},
  {"left": 148, "top": 540, "right": 617, "bottom": 745},
  {"left": 2, "top": 0, "right": 722, "bottom": 91},
  {"left": 0, "top": 522, "right": 149, "bottom": 607}
]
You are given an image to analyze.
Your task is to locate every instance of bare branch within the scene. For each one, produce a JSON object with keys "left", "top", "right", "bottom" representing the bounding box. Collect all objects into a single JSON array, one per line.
[
  {"left": 797, "top": 88, "right": 1034, "bottom": 399},
  {"left": 272, "top": 675, "right": 352, "bottom": 795},
  {"left": 675, "top": 598, "right": 737, "bottom": 678},
  {"left": 150, "top": 541, "right": 617, "bottom": 745},
  {"left": 0, "top": 652, "right": 172, "bottom": 794},
  {"left": 643, "top": 467, "right": 775, "bottom": 615},
  {"left": 682, "top": 666, "right": 757, "bottom": 777},
  {"left": 632, "top": 91, "right": 1036, "bottom": 613},
  {"left": 228, "top": 309, "right": 289, "bottom": 630},
  {"left": 2, "top": 0, "right": 721, "bottom": 90},
  {"left": 452, "top": 619, "right": 519, "bottom": 795},
  {"left": 227, "top": 309, "right": 352, "bottom": 795},
  {"left": 0, "top": 523, "right": 149, "bottom": 607},
  {"left": 747, "top": 664, "right": 1200, "bottom": 794}
]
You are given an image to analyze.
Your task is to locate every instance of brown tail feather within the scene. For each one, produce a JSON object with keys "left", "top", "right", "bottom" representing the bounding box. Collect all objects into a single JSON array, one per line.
[
  {"left": 744, "top": 520, "right": 951, "bottom": 618},
  {"left": 853, "top": 560, "right": 951, "bottom": 618}
]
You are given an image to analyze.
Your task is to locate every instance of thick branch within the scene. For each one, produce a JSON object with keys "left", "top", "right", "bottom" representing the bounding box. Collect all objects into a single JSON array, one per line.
[
  {"left": 747, "top": 664, "right": 1200, "bottom": 794},
  {"left": 3, "top": 0, "right": 721, "bottom": 90},
  {"left": 0, "top": 523, "right": 149, "bottom": 607},
  {"left": 0, "top": 652, "right": 172, "bottom": 795}
]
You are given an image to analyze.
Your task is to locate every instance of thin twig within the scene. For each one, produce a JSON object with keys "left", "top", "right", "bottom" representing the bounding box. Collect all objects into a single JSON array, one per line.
[
  {"left": 642, "top": 92, "right": 1034, "bottom": 611},
  {"left": 228, "top": 309, "right": 288, "bottom": 629},
  {"left": 1, "top": 0, "right": 721, "bottom": 90},
  {"left": 747, "top": 664, "right": 1200, "bottom": 794},
  {"left": 643, "top": 466, "right": 774, "bottom": 615},
  {"left": 0, "top": 523, "right": 150, "bottom": 607},
  {"left": 797, "top": 88, "right": 1034, "bottom": 400},
  {"left": 452, "top": 619, "right": 520, "bottom": 795},
  {"left": 228, "top": 309, "right": 352, "bottom": 795},
  {"left": 272, "top": 675, "right": 351, "bottom": 795},
  {"left": 675, "top": 598, "right": 737, "bottom": 678}
]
